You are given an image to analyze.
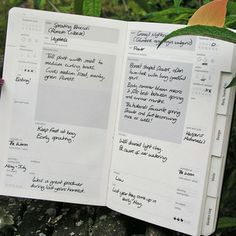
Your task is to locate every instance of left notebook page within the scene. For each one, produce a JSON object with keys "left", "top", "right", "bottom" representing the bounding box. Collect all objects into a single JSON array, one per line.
[{"left": 0, "top": 8, "right": 127, "bottom": 205}]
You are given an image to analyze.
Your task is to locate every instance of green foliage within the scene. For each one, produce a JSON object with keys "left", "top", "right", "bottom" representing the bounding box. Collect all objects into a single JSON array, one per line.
[
  {"left": 47, "top": 0, "right": 60, "bottom": 12},
  {"left": 0, "top": 207, "right": 14, "bottom": 229},
  {"left": 225, "top": 15, "right": 236, "bottom": 28},
  {"left": 133, "top": 0, "right": 150, "bottom": 12},
  {"left": 157, "top": 24, "right": 236, "bottom": 88},
  {"left": 227, "top": 1, "right": 236, "bottom": 15},
  {"left": 83, "top": 0, "right": 102, "bottom": 16},
  {"left": 143, "top": 7, "right": 195, "bottom": 24},
  {"left": 111, "top": 0, "right": 118, "bottom": 5},
  {"left": 73, "top": 0, "right": 83, "bottom": 15},
  {"left": 158, "top": 25, "right": 236, "bottom": 45},
  {"left": 173, "top": 0, "right": 182, "bottom": 8},
  {"left": 0, "top": 0, "right": 25, "bottom": 55},
  {"left": 218, "top": 217, "right": 236, "bottom": 229},
  {"left": 33, "top": 0, "right": 46, "bottom": 9}
]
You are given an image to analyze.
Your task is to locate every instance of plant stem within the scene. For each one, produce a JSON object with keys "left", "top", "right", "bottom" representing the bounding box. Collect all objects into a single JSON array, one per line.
[{"left": 122, "top": 0, "right": 128, "bottom": 12}]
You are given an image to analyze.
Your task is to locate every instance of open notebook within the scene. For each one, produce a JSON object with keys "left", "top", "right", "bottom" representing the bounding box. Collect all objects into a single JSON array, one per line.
[{"left": 0, "top": 7, "right": 235, "bottom": 236}]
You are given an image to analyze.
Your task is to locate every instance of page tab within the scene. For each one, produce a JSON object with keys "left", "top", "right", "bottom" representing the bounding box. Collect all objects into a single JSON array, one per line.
[
  {"left": 201, "top": 196, "right": 217, "bottom": 236},
  {"left": 207, "top": 156, "right": 223, "bottom": 197},
  {"left": 217, "top": 73, "right": 232, "bottom": 115},
  {"left": 211, "top": 115, "right": 227, "bottom": 157}
]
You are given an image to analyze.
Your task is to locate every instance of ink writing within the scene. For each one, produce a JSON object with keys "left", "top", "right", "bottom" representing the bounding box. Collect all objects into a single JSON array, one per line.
[
  {"left": 5, "top": 163, "right": 27, "bottom": 173},
  {"left": 9, "top": 139, "right": 29, "bottom": 150},
  {"left": 112, "top": 186, "right": 157, "bottom": 209},
  {"left": 41, "top": 48, "right": 113, "bottom": 84},
  {"left": 44, "top": 21, "right": 120, "bottom": 44},
  {"left": 178, "top": 167, "right": 198, "bottom": 184},
  {"left": 47, "top": 22, "right": 90, "bottom": 39},
  {"left": 119, "top": 57, "right": 192, "bottom": 143},
  {"left": 129, "top": 30, "right": 196, "bottom": 51},
  {"left": 183, "top": 128, "right": 206, "bottom": 144},
  {"left": 30, "top": 176, "right": 84, "bottom": 194},
  {"left": 35, "top": 124, "right": 78, "bottom": 144},
  {"left": 15, "top": 76, "right": 31, "bottom": 85},
  {"left": 118, "top": 137, "right": 168, "bottom": 163}
]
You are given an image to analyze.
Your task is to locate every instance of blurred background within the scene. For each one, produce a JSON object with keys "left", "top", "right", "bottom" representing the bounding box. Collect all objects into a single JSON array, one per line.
[{"left": 0, "top": 1, "right": 236, "bottom": 235}]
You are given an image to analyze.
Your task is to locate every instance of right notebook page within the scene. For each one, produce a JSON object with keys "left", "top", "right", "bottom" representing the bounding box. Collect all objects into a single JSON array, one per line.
[{"left": 106, "top": 22, "right": 236, "bottom": 236}]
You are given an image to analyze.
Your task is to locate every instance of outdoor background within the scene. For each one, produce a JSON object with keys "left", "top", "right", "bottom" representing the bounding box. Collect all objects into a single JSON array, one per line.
[{"left": 0, "top": 0, "right": 236, "bottom": 236}]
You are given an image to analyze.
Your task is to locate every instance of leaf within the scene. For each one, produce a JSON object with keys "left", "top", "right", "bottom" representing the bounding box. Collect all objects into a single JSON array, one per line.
[
  {"left": 134, "top": 0, "right": 150, "bottom": 12},
  {"left": 188, "top": 0, "right": 228, "bottom": 27},
  {"left": 111, "top": 0, "right": 119, "bottom": 4},
  {"left": 217, "top": 217, "right": 236, "bottom": 229},
  {"left": 0, "top": 207, "right": 14, "bottom": 228},
  {"left": 227, "top": 1, "right": 236, "bottom": 15},
  {"left": 173, "top": 13, "right": 194, "bottom": 24},
  {"left": 47, "top": 0, "right": 60, "bottom": 12},
  {"left": 33, "top": 0, "right": 41, "bottom": 9},
  {"left": 58, "top": 5, "right": 73, "bottom": 13},
  {"left": 226, "top": 76, "right": 236, "bottom": 88},
  {"left": 74, "top": 0, "right": 83, "bottom": 15},
  {"left": 83, "top": 0, "right": 102, "bottom": 16},
  {"left": 173, "top": 0, "right": 182, "bottom": 8},
  {"left": 143, "top": 7, "right": 195, "bottom": 23},
  {"left": 145, "top": 7, "right": 195, "bottom": 18},
  {"left": 128, "top": 0, "right": 146, "bottom": 17},
  {"left": 225, "top": 15, "right": 236, "bottom": 28},
  {"left": 2, "top": 215, "right": 14, "bottom": 226},
  {"left": 157, "top": 25, "right": 236, "bottom": 49},
  {"left": 33, "top": 0, "right": 46, "bottom": 9}
]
